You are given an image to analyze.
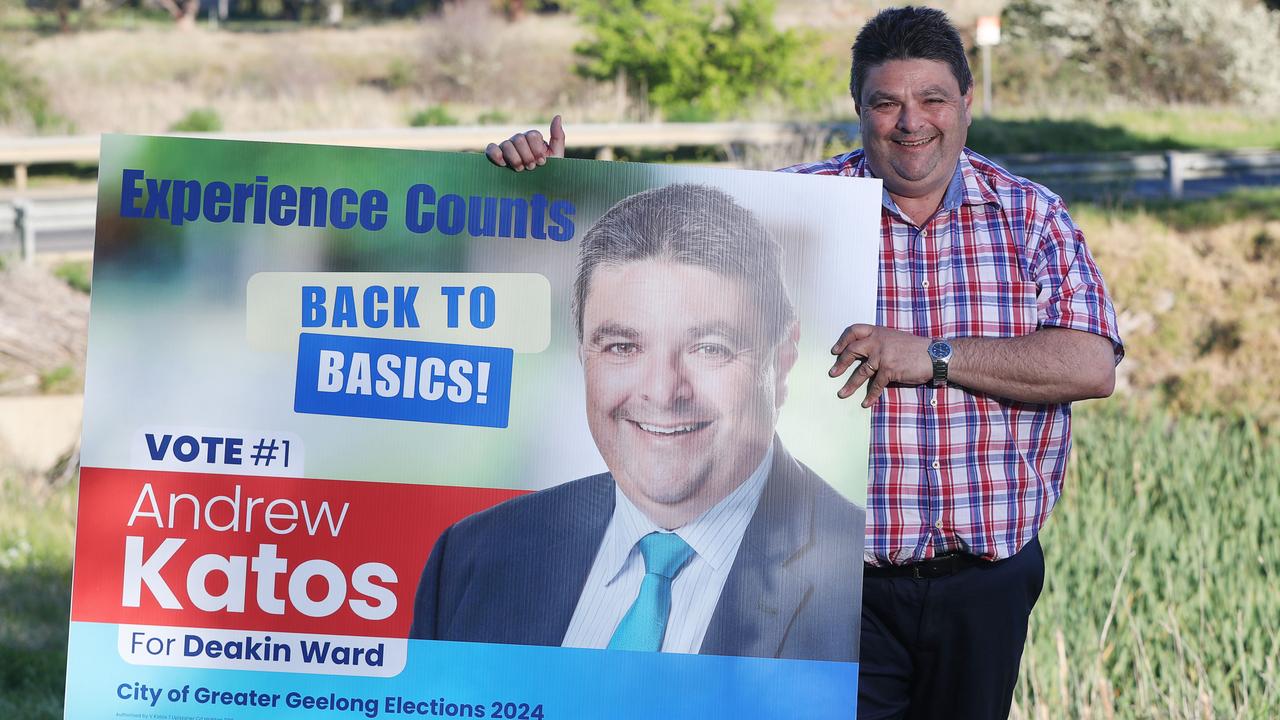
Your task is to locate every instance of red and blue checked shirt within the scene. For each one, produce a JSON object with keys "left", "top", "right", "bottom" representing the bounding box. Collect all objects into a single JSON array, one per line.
[{"left": 783, "top": 148, "right": 1124, "bottom": 565}]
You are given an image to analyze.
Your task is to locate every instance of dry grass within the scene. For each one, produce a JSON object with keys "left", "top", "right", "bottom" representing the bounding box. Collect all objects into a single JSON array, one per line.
[
  {"left": 1076, "top": 206, "right": 1280, "bottom": 424},
  {"left": 4, "top": 4, "right": 871, "bottom": 135},
  {"left": 8, "top": 11, "right": 598, "bottom": 133}
]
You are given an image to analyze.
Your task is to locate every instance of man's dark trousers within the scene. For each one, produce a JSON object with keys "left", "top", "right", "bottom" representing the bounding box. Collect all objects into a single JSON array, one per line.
[{"left": 857, "top": 537, "right": 1046, "bottom": 720}]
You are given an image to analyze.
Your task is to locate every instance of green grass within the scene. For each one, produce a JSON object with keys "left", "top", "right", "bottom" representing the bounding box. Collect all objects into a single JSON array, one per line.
[
  {"left": 51, "top": 260, "right": 91, "bottom": 295},
  {"left": 1016, "top": 403, "right": 1280, "bottom": 719},
  {"left": 0, "top": 470, "right": 75, "bottom": 720},
  {"left": 1072, "top": 187, "right": 1280, "bottom": 232},
  {"left": 966, "top": 106, "right": 1280, "bottom": 156},
  {"left": 36, "top": 365, "right": 78, "bottom": 395},
  {"left": 408, "top": 105, "right": 459, "bottom": 127},
  {"left": 168, "top": 107, "right": 223, "bottom": 133}
]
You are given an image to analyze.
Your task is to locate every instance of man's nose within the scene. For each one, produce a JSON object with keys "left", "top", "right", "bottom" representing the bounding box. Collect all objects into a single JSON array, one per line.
[
  {"left": 895, "top": 101, "right": 924, "bottom": 134},
  {"left": 639, "top": 351, "right": 694, "bottom": 405}
]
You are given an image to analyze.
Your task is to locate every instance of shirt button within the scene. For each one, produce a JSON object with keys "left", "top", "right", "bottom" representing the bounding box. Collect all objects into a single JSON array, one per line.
[
  {"left": 931, "top": 460, "right": 940, "bottom": 470},
  {"left": 930, "top": 397, "right": 938, "bottom": 407},
  {"left": 922, "top": 279, "right": 930, "bottom": 288},
  {"left": 934, "top": 519, "right": 943, "bottom": 529}
]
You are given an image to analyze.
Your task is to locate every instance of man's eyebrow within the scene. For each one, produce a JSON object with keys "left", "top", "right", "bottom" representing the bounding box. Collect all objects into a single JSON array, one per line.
[
  {"left": 588, "top": 323, "right": 640, "bottom": 344},
  {"left": 864, "top": 89, "right": 900, "bottom": 104},
  {"left": 687, "top": 322, "right": 751, "bottom": 344},
  {"left": 918, "top": 85, "right": 952, "bottom": 97}
]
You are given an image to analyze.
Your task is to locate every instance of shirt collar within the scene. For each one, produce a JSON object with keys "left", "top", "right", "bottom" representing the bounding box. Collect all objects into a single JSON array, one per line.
[
  {"left": 600, "top": 444, "right": 774, "bottom": 585},
  {"left": 850, "top": 148, "right": 1002, "bottom": 215}
]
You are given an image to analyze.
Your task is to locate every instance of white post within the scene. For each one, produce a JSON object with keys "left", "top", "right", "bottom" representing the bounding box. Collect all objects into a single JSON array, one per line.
[
  {"left": 975, "top": 16, "right": 1001, "bottom": 119},
  {"left": 982, "top": 44, "right": 992, "bottom": 118},
  {"left": 1165, "top": 151, "right": 1185, "bottom": 199}
]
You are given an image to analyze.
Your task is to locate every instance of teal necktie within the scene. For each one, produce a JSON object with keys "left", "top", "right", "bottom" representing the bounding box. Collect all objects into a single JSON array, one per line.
[{"left": 607, "top": 532, "right": 695, "bottom": 651}]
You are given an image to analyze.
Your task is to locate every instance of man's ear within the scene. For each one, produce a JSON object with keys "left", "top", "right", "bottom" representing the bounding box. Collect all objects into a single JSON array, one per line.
[{"left": 773, "top": 321, "right": 801, "bottom": 408}]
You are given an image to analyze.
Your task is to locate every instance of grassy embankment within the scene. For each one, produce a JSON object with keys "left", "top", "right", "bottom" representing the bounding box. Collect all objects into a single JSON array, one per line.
[{"left": 0, "top": 471, "right": 74, "bottom": 719}]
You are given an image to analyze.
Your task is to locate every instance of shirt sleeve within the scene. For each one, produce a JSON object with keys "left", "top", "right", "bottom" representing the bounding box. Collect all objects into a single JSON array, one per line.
[{"left": 1029, "top": 200, "right": 1125, "bottom": 364}]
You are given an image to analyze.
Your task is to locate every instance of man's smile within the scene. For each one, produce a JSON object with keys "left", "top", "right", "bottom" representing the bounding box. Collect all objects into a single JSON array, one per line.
[
  {"left": 893, "top": 136, "right": 938, "bottom": 148},
  {"left": 629, "top": 419, "right": 713, "bottom": 437}
]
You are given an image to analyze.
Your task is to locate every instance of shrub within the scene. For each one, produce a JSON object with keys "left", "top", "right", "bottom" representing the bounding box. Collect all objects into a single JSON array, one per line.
[
  {"left": 383, "top": 58, "right": 417, "bottom": 92},
  {"left": 408, "top": 105, "right": 458, "bottom": 127},
  {"left": 569, "top": 0, "right": 835, "bottom": 120},
  {"left": 0, "top": 57, "right": 64, "bottom": 133},
  {"left": 476, "top": 109, "right": 511, "bottom": 125},
  {"left": 169, "top": 108, "right": 223, "bottom": 133},
  {"left": 37, "top": 365, "right": 78, "bottom": 394},
  {"left": 1001, "top": 0, "right": 1280, "bottom": 109},
  {"left": 52, "top": 260, "right": 91, "bottom": 295}
]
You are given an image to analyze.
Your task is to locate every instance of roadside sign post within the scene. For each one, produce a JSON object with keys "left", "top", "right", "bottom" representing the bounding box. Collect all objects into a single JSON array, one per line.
[{"left": 975, "top": 16, "right": 1001, "bottom": 118}]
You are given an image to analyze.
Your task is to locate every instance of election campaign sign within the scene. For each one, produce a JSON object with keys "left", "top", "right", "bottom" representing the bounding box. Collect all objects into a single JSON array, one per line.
[{"left": 67, "top": 134, "right": 881, "bottom": 719}]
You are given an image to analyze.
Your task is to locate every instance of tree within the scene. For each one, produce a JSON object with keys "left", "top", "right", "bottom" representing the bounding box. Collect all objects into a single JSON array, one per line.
[
  {"left": 571, "top": 0, "right": 833, "bottom": 120},
  {"left": 1003, "top": 0, "right": 1280, "bottom": 108}
]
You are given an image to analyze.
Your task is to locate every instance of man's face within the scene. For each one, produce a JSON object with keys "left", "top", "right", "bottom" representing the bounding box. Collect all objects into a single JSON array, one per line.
[
  {"left": 858, "top": 58, "right": 972, "bottom": 201},
  {"left": 579, "top": 258, "right": 793, "bottom": 529}
]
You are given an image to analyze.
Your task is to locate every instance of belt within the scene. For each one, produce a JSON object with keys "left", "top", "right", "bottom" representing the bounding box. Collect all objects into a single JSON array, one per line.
[{"left": 863, "top": 552, "right": 985, "bottom": 580}]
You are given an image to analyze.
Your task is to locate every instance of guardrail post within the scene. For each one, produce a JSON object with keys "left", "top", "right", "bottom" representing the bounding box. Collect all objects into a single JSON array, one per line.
[
  {"left": 596, "top": 147, "right": 615, "bottom": 161},
  {"left": 14, "top": 163, "right": 28, "bottom": 192},
  {"left": 1165, "top": 151, "right": 1185, "bottom": 199},
  {"left": 14, "top": 199, "right": 35, "bottom": 266}
]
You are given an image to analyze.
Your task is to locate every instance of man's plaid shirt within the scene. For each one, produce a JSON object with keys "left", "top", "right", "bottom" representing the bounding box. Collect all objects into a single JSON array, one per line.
[{"left": 783, "top": 148, "right": 1123, "bottom": 565}]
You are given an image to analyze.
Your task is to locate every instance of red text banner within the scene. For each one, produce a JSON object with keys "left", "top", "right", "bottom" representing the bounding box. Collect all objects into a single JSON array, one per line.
[{"left": 72, "top": 467, "right": 523, "bottom": 637}]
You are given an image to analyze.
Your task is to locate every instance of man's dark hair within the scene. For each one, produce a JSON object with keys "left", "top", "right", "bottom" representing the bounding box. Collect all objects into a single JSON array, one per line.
[
  {"left": 572, "top": 183, "right": 795, "bottom": 347},
  {"left": 849, "top": 6, "right": 973, "bottom": 110}
]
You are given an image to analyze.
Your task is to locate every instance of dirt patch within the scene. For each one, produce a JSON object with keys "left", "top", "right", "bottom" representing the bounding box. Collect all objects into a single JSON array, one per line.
[
  {"left": 1080, "top": 212, "right": 1280, "bottom": 424},
  {"left": 0, "top": 262, "right": 89, "bottom": 396}
]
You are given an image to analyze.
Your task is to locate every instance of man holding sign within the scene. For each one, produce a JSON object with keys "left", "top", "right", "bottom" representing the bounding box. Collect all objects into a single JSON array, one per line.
[{"left": 482, "top": 6, "right": 1122, "bottom": 719}]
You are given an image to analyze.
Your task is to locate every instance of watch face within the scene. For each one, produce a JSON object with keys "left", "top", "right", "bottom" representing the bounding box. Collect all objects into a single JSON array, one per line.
[{"left": 929, "top": 341, "right": 951, "bottom": 360}]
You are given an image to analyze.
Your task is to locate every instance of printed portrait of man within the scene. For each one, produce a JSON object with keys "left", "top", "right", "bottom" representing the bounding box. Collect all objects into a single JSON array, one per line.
[{"left": 409, "top": 183, "right": 865, "bottom": 662}]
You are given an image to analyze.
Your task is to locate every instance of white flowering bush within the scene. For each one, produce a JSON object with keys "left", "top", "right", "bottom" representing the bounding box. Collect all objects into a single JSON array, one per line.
[{"left": 1002, "top": 0, "right": 1280, "bottom": 109}]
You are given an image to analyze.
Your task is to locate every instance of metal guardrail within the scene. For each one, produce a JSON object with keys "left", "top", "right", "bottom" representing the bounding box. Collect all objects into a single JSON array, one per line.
[
  {"left": 0, "top": 197, "right": 97, "bottom": 264},
  {"left": 995, "top": 148, "right": 1280, "bottom": 199}
]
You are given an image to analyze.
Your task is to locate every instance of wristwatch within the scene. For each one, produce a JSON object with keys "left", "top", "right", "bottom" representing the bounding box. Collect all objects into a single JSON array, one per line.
[{"left": 928, "top": 339, "right": 953, "bottom": 387}]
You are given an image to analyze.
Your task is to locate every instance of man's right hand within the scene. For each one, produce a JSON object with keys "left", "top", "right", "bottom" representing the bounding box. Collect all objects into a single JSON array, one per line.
[{"left": 485, "top": 115, "right": 565, "bottom": 171}]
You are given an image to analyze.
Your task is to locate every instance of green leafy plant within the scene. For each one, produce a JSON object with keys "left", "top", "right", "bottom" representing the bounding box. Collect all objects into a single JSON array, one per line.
[
  {"left": 408, "top": 105, "right": 458, "bottom": 127},
  {"left": 52, "top": 260, "right": 91, "bottom": 295},
  {"left": 37, "top": 365, "right": 77, "bottom": 394},
  {"left": 570, "top": 0, "right": 835, "bottom": 120},
  {"left": 476, "top": 109, "right": 511, "bottom": 125},
  {"left": 384, "top": 58, "right": 416, "bottom": 92},
  {"left": 168, "top": 108, "right": 223, "bottom": 133},
  {"left": 0, "top": 57, "right": 65, "bottom": 133}
]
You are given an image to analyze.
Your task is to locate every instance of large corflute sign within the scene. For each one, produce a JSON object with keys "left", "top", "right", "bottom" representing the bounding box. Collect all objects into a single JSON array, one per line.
[{"left": 67, "top": 134, "right": 881, "bottom": 719}]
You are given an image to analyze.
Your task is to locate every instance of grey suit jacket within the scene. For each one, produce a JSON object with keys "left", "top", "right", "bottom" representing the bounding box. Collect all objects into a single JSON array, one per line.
[{"left": 410, "top": 441, "right": 864, "bottom": 662}]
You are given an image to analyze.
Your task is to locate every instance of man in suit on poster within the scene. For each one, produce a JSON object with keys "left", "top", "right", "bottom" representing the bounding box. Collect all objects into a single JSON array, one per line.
[{"left": 410, "top": 183, "right": 865, "bottom": 662}]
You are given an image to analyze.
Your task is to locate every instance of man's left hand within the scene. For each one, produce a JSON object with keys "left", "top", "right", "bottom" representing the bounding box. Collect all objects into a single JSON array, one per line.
[{"left": 829, "top": 324, "right": 931, "bottom": 407}]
